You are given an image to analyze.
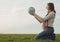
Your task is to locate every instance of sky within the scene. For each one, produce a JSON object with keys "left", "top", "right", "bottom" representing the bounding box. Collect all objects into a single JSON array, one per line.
[{"left": 0, "top": 0, "right": 60, "bottom": 34}]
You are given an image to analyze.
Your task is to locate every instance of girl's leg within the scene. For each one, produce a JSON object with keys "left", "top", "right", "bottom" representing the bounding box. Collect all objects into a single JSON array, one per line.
[
  {"left": 48, "top": 33, "right": 55, "bottom": 40},
  {"left": 34, "top": 28, "right": 54, "bottom": 40}
]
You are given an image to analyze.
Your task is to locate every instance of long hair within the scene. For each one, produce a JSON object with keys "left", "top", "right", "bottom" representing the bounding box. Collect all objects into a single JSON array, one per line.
[{"left": 48, "top": 3, "right": 56, "bottom": 13}]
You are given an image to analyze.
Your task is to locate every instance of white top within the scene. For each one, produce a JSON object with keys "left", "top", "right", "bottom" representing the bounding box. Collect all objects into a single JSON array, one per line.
[{"left": 34, "top": 11, "right": 56, "bottom": 27}]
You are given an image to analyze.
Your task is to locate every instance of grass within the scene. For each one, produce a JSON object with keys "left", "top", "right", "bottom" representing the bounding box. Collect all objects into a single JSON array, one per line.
[{"left": 0, "top": 34, "right": 60, "bottom": 42}]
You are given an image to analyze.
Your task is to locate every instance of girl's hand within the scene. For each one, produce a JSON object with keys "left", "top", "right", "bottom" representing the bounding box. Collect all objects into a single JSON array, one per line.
[{"left": 29, "top": 12, "right": 35, "bottom": 16}]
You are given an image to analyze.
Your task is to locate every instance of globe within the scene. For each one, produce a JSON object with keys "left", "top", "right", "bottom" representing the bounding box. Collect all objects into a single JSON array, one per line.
[{"left": 28, "top": 7, "right": 35, "bottom": 14}]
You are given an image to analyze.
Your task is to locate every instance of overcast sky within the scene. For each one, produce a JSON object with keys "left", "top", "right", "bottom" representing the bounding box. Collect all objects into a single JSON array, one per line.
[{"left": 0, "top": 0, "right": 60, "bottom": 34}]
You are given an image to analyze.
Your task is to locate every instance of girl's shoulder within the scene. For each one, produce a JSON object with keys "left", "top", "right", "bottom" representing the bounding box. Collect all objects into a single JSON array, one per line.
[
  {"left": 49, "top": 11, "right": 56, "bottom": 16},
  {"left": 50, "top": 11, "right": 55, "bottom": 14}
]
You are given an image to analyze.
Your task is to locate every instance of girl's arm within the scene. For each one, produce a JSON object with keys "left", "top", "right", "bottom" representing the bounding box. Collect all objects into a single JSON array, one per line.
[
  {"left": 34, "top": 14, "right": 43, "bottom": 23},
  {"left": 33, "top": 12, "right": 55, "bottom": 23}
]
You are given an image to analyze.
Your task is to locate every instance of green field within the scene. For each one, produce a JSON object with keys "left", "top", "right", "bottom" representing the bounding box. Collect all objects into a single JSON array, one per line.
[{"left": 0, "top": 34, "right": 60, "bottom": 42}]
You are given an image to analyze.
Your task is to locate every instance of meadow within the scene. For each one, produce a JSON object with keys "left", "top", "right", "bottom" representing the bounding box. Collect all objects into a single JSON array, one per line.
[{"left": 0, "top": 34, "right": 60, "bottom": 42}]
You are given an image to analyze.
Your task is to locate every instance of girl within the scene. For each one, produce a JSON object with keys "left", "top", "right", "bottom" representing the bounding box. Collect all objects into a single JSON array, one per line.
[{"left": 29, "top": 3, "right": 56, "bottom": 40}]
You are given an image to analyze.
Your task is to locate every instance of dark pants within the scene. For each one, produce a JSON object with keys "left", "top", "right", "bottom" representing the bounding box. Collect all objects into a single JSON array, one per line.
[{"left": 34, "top": 27, "right": 55, "bottom": 40}]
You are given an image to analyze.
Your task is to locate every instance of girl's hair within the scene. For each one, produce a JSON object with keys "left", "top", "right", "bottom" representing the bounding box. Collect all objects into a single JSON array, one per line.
[{"left": 48, "top": 3, "right": 56, "bottom": 13}]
